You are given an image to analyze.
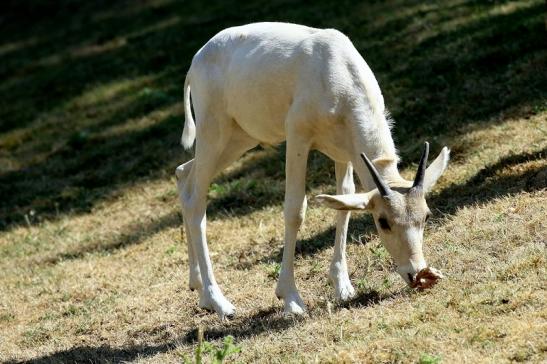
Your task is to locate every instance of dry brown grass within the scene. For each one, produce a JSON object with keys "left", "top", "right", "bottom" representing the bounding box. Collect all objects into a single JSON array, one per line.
[
  {"left": 1, "top": 0, "right": 546, "bottom": 363},
  {"left": 1, "top": 111, "right": 545, "bottom": 363}
]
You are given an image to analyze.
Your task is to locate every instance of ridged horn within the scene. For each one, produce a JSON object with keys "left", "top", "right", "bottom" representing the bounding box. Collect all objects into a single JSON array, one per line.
[
  {"left": 360, "top": 152, "right": 392, "bottom": 197},
  {"left": 412, "top": 142, "right": 429, "bottom": 189}
]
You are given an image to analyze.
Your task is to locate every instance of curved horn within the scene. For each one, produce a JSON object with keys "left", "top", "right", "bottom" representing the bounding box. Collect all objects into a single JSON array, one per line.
[
  {"left": 360, "top": 153, "right": 392, "bottom": 196},
  {"left": 412, "top": 141, "right": 429, "bottom": 189}
]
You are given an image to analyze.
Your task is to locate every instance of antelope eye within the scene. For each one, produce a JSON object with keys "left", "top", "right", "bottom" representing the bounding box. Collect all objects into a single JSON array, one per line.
[{"left": 378, "top": 217, "right": 391, "bottom": 231}]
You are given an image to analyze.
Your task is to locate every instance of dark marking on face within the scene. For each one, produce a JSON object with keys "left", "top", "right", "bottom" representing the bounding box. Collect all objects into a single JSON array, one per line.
[{"left": 378, "top": 216, "right": 391, "bottom": 231}]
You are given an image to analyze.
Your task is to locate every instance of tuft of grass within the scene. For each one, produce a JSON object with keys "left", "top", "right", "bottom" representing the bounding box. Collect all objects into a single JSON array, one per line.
[
  {"left": 194, "top": 334, "right": 242, "bottom": 364},
  {"left": 419, "top": 353, "right": 442, "bottom": 364},
  {"left": 266, "top": 262, "right": 281, "bottom": 280}
]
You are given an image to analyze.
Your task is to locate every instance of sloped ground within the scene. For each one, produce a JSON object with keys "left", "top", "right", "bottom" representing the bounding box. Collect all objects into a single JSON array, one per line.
[{"left": 0, "top": 0, "right": 545, "bottom": 362}]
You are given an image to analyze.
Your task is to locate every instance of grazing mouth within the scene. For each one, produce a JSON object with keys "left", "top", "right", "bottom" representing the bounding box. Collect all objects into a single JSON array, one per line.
[{"left": 409, "top": 267, "right": 444, "bottom": 289}]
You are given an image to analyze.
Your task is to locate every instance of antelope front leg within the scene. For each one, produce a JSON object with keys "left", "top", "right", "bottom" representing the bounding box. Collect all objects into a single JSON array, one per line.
[
  {"left": 329, "top": 162, "right": 356, "bottom": 301},
  {"left": 275, "top": 136, "right": 310, "bottom": 315}
]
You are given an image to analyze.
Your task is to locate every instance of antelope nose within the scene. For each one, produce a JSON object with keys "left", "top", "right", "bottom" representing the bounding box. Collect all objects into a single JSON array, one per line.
[{"left": 407, "top": 273, "right": 415, "bottom": 284}]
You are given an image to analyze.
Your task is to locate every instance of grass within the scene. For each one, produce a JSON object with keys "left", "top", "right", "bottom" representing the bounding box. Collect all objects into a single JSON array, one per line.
[{"left": 0, "top": 0, "right": 546, "bottom": 363}]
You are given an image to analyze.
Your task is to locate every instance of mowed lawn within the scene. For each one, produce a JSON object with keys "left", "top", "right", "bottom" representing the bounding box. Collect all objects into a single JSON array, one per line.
[{"left": 0, "top": 0, "right": 546, "bottom": 363}]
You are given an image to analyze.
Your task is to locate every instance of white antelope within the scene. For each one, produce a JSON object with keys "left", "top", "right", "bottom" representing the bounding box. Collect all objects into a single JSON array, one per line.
[{"left": 176, "top": 22, "right": 449, "bottom": 319}]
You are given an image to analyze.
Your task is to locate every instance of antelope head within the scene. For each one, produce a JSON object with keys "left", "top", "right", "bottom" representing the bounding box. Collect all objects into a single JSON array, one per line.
[{"left": 317, "top": 142, "right": 450, "bottom": 288}]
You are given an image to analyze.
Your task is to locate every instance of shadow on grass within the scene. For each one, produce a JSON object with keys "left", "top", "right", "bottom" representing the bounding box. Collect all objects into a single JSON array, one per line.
[
  {"left": 207, "top": 148, "right": 334, "bottom": 219},
  {"left": 10, "top": 307, "right": 299, "bottom": 364},
  {"left": 39, "top": 211, "right": 181, "bottom": 265},
  {"left": 253, "top": 215, "right": 375, "bottom": 267},
  {"left": 0, "top": 113, "right": 187, "bottom": 229},
  {"left": 1, "top": 0, "right": 545, "bottom": 233},
  {"left": 236, "top": 147, "right": 546, "bottom": 268},
  {"left": 431, "top": 147, "right": 547, "bottom": 214},
  {"left": 337, "top": 289, "right": 385, "bottom": 309},
  {"left": 35, "top": 146, "right": 545, "bottom": 267},
  {"left": 11, "top": 290, "right": 405, "bottom": 364},
  {"left": 379, "top": 2, "right": 546, "bottom": 139},
  {"left": 2, "top": 1, "right": 545, "bottom": 362},
  {"left": 9, "top": 290, "right": 401, "bottom": 363},
  {"left": 8, "top": 150, "right": 546, "bottom": 362}
]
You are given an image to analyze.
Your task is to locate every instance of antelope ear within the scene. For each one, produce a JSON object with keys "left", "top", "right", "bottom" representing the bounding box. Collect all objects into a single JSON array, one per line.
[
  {"left": 423, "top": 147, "right": 450, "bottom": 192},
  {"left": 315, "top": 192, "right": 374, "bottom": 211}
]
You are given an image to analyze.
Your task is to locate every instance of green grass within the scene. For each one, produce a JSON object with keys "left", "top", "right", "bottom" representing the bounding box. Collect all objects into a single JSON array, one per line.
[{"left": 0, "top": 0, "right": 546, "bottom": 363}]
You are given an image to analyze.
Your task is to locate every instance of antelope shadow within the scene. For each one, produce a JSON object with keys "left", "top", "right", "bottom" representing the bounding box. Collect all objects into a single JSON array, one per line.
[
  {"left": 8, "top": 289, "right": 392, "bottom": 364},
  {"left": 8, "top": 307, "right": 298, "bottom": 364}
]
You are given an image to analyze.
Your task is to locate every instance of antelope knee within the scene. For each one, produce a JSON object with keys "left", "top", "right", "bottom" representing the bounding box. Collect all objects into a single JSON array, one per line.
[{"left": 284, "top": 197, "right": 307, "bottom": 226}]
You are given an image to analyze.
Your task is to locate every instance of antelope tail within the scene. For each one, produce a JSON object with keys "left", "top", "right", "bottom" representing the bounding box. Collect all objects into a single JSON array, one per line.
[{"left": 181, "top": 73, "right": 195, "bottom": 149}]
